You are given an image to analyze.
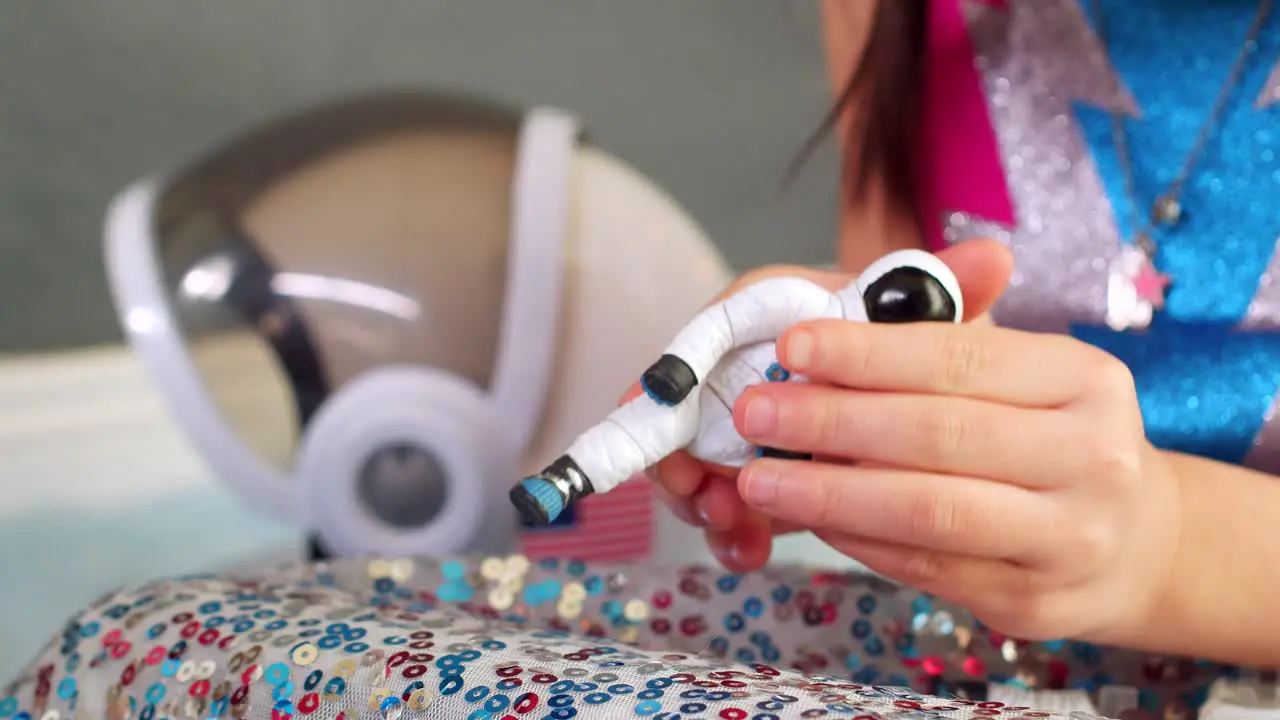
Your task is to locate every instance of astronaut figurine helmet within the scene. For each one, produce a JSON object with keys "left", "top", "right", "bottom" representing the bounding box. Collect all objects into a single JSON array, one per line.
[{"left": 103, "top": 91, "right": 732, "bottom": 563}]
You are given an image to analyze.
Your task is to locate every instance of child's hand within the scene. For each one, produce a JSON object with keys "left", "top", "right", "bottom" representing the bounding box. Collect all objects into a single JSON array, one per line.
[
  {"left": 631, "top": 239, "right": 1014, "bottom": 570},
  {"left": 733, "top": 315, "right": 1183, "bottom": 645}
]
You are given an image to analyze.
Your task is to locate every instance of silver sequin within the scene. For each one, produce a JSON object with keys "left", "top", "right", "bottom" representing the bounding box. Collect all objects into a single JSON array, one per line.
[{"left": 949, "top": 0, "right": 1135, "bottom": 334}]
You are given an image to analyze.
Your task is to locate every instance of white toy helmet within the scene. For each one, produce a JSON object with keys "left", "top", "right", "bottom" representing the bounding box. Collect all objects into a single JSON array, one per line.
[{"left": 103, "top": 91, "right": 732, "bottom": 563}]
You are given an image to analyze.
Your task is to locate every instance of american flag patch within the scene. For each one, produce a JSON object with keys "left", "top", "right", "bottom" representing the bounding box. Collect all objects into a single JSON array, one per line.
[{"left": 519, "top": 475, "right": 653, "bottom": 562}]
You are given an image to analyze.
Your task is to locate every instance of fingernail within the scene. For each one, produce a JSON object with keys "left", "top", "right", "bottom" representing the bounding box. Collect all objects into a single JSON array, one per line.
[
  {"left": 740, "top": 465, "right": 780, "bottom": 506},
  {"left": 742, "top": 396, "right": 777, "bottom": 437},
  {"left": 695, "top": 499, "right": 713, "bottom": 526},
  {"left": 783, "top": 330, "right": 815, "bottom": 371},
  {"left": 712, "top": 540, "right": 741, "bottom": 567}
]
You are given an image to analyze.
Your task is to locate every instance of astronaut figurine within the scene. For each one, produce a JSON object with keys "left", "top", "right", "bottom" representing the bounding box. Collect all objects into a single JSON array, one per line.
[{"left": 509, "top": 248, "right": 964, "bottom": 526}]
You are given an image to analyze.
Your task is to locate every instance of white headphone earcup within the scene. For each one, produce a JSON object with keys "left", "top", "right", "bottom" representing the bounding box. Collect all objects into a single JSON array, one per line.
[{"left": 295, "top": 365, "right": 520, "bottom": 558}]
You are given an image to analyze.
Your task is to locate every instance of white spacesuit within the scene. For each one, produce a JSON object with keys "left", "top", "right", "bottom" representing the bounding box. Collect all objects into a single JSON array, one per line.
[{"left": 510, "top": 248, "right": 965, "bottom": 525}]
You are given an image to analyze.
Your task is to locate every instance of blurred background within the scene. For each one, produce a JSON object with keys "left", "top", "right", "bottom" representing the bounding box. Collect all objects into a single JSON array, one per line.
[{"left": 0, "top": 1, "right": 847, "bottom": 680}]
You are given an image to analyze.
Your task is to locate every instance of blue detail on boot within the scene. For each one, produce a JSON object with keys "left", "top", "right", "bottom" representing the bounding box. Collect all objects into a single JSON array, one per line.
[{"left": 518, "top": 477, "right": 565, "bottom": 524}]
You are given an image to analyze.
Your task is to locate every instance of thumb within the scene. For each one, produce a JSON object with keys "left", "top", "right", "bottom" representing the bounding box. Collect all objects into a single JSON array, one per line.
[{"left": 934, "top": 238, "right": 1014, "bottom": 321}]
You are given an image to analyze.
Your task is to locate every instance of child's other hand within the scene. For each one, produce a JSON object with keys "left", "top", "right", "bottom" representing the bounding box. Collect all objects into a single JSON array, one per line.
[{"left": 628, "top": 239, "right": 1014, "bottom": 571}]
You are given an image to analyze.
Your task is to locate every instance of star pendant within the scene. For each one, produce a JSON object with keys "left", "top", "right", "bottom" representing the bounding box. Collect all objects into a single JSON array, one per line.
[{"left": 1133, "top": 261, "right": 1171, "bottom": 309}]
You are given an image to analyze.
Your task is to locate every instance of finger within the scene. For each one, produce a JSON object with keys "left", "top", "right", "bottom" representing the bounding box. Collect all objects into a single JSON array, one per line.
[
  {"left": 692, "top": 475, "right": 747, "bottom": 531},
  {"left": 652, "top": 483, "right": 702, "bottom": 527},
  {"left": 737, "top": 459, "right": 1059, "bottom": 561},
  {"left": 817, "top": 532, "right": 1032, "bottom": 624},
  {"left": 706, "top": 516, "right": 773, "bottom": 572},
  {"left": 688, "top": 476, "right": 810, "bottom": 534},
  {"left": 735, "top": 384, "right": 1082, "bottom": 488},
  {"left": 778, "top": 320, "right": 1109, "bottom": 408},
  {"left": 650, "top": 451, "right": 712, "bottom": 500},
  {"left": 647, "top": 453, "right": 707, "bottom": 530},
  {"left": 618, "top": 381, "right": 644, "bottom": 405},
  {"left": 933, "top": 238, "right": 1014, "bottom": 321},
  {"left": 716, "top": 264, "right": 856, "bottom": 299}
]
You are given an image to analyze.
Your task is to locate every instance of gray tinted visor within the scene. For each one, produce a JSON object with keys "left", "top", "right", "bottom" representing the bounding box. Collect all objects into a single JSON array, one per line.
[{"left": 147, "top": 92, "right": 525, "bottom": 470}]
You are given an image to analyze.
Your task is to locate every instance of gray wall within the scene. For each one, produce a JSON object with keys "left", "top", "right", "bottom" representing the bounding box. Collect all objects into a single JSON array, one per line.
[{"left": 0, "top": 1, "right": 841, "bottom": 353}]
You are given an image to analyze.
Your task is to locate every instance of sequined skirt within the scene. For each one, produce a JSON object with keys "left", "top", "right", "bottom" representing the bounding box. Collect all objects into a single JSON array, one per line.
[{"left": 0, "top": 558, "right": 1230, "bottom": 719}]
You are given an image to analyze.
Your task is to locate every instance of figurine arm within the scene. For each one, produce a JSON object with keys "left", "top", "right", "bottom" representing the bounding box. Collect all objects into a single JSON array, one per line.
[{"left": 641, "top": 276, "right": 842, "bottom": 405}]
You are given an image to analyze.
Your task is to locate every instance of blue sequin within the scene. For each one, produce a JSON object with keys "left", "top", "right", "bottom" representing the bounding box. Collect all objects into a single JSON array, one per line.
[
  {"left": 264, "top": 663, "right": 290, "bottom": 685},
  {"left": 724, "top": 613, "right": 746, "bottom": 633},
  {"left": 715, "top": 575, "right": 741, "bottom": 593},
  {"left": 438, "top": 579, "right": 474, "bottom": 603},
  {"left": 909, "top": 596, "right": 932, "bottom": 616},
  {"left": 856, "top": 594, "right": 877, "bottom": 615},
  {"left": 764, "top": 362, "right": 791, "bottom": 382},
  {"left": 441, "top": 561, "right": 466, "bottom": 580}
]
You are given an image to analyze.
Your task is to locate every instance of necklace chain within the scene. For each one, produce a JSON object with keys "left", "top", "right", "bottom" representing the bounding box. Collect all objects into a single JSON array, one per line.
[{"left": 1092, "top": 0, "right": 1273, "bottom": 255}]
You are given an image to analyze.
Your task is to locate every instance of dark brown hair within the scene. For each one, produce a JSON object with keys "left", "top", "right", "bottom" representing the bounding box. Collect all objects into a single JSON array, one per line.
[{"left": 791, "top": 1, "right": 929, "bottom": 212}]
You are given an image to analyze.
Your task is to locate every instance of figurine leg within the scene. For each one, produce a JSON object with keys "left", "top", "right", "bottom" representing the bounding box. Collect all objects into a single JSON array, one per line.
[{"left": 510, "top": 394, "right": 702, "bottom": 525}]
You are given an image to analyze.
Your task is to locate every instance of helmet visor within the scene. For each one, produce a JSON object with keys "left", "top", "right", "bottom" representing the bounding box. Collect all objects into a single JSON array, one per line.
[{"left": 141, "top": 93, "right": 522, "bottom": 471}]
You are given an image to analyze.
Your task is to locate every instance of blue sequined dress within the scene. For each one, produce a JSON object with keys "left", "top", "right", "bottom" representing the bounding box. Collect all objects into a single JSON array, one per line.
[{"left": 2, "top": 1, "right": 1278, "bottom": 718}]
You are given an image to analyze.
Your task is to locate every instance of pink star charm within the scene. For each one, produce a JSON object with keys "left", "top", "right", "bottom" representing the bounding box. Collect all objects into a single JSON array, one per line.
[{"left": 1133, "top": 263, "right": 1171, "bottom": 309}]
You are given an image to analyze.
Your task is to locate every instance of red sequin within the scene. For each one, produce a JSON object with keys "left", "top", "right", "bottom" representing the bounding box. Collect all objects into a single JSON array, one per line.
[
  {"left": 962, "top": 656, "right": 986, "bottom": 676},
  {"left": 678, "top": 616, "right": 706, "bottom": 636},
  {"left": 298, "top": 692, "right": 320, "bottom": 714}
]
